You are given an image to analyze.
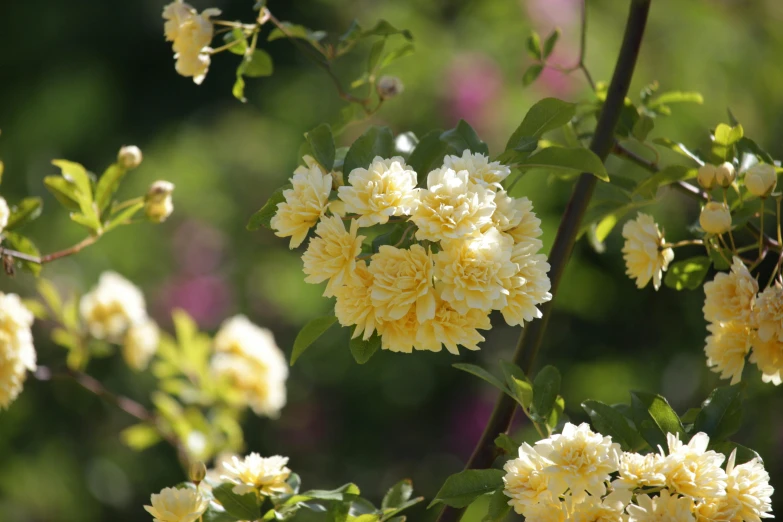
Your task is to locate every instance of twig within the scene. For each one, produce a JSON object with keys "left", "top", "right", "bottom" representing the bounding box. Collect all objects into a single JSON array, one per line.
[{"left": 1, "top": 234, "right": 99, "bottom": 266}]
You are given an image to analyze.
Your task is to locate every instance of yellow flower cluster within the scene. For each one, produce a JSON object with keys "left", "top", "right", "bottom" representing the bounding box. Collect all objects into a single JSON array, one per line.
[
  {"left": 702, "top": 256, "right": 783, "bottom": 385},
  {"left": 220, "top": 452, "right": 293, "bottom": 496},
  {"left": 503, "top": 423, "right": 773, "bottom": 522},
  {"left": 80, "top": 272, "right": 160, "bottom": 371},
  {"left": 162, "top": 1, "right": 221, "bottom": 84},
  {"left": 0, "top": 293, "right": 36, "bottom": 409},
  {"left": 271, "top": 151, "right": 551, "bottom": 354},
  {"left": 621, "top": 213, "right": 674, "bottom": 291}
]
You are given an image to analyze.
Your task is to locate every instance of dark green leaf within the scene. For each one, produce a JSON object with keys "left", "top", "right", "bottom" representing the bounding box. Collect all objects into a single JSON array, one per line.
[
  {"left": 500, "top": 361, "right": 533, "bottom": 409},
  {"left": 737, "top": 137, "right": 775, "bottom": 164},
  {"left": 339, "top": 20, "right": 363, "bottom": 44},
  {"left": 709, "top": 441, "right": 761, "bottom": 465},
  {"left": 343, "top": 126, "right": 395, "bottom": 175},
  {"left": 519, "top": 147, "right": 609, "bottom": 182},
  {"left": 430, "top": 469, "right": 504, "bottom": 508},
  {"left": 664, "top": 257, "right": 711, "bottom": 291},
  {"left": 694, "top": 386, "right": 743, "bottom": 441},
  {"left": 483, "top": 488, "right": 511, "bottom": 522},
  {"left": 505, "top": 98, "right": 576, "bottom": 151},
  {"left": 522, "top": 64, "right": 543, "bottom": 87},
  {"left": 440, "top": 120, "right": 489, "bottom": 155},
  {"left": 532, "top": 365, "right": 561, "bottom": 419},
  {"left": 349, "top": 333, "right": 381, "bottom": 364},
  {"left": 2, "top": 231, "right": 41, "bottom": 275},
  {"left": 582, "top": 400, "right": 644, "bottom": 451},
  {"left": 382, "top": 480, "right": 413, "bottom": 510},
  {"left": 526, "top": 32, "right": 542, "bottom": 60},
  {"left": 247, "top": 184, "right": 291, "bottom": 231},
  {"left": 680, "top": 407, "right": 701, "bottom": 425},
  {"left": 306, "top": 124, "right": 336, "bottom": 171},
  {"left": 453, "top": 363, "right": 508, "bottom": 395},
  {"left": 243, "top": 49, "right": 274, "bottom": 77},
  {"left": 494, "top": 433, "right": 520, "bottom": 455},
  {"left": 224, "top": 28, "right": 248, "bottom": 55},
  {"left": 6, "top": 197, "right": 42, "bottom": 230},
  {"left": 631, "top": 391, "right": 684, "bottom": 451},
  {"left": 632, "top": 115, "right": 654, "bottom": 141},
  {"left": 633, "top": 165, "right": 697, "bottom": 198},
  {"left": 203, "top": 505, "right": 239, "bottom": 522},
  {"left": 709, "top": 248, "right": 732, "bottom": 270},
  {"left": 212, "top": 484, "right": 262, "bottom": 521},
  {"left": 542, "top": 28, "right": 560, "bottom": 59},
  {"left": 361, "top": 20, "right": 413, "bottom": 40},
  {"left": 407, "top": 129, "right": 447, "bottom": 182},
  {"left": 291, "top": 315, "right": 338, "bottom": 365}
]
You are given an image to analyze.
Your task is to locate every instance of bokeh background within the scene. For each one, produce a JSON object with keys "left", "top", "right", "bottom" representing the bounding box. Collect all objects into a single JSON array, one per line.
[{"left": 1, "top": 0, "right": 782, "bottom": 520}]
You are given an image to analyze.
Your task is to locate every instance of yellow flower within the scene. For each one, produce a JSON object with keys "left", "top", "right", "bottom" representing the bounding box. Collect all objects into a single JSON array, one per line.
[
  {"left": 145, "top": 180, "right": 175, "bottom": 223},
  {"left": 211, "top": 316, "right": 288, "bottom": 416},
  {"left": 118, "top": 145, "right": 143, "bottom": 169},
  {"left": 162, "top": 1, "right": 196, "bottom": 41},
  {"left": 720, "top": 449, "right": 774, "bottom": 522},
  {"left": 270, "top": 157, "right": 332, "bottom": 249},
  {"left": 144, "top": 486, "right": 208, "bottom": 522},
  {"left": 415, "top": 295, "right": 490, "bottom": 354},
  {"left": 0, "top": 293, "right": 36, "bottom": 409},
  {"left": 534, "top": 422, "right": 621, "bottom": 503},
  {"left": 174, "top": 52, "right": 211, "bottom": 85},
  {"left": 568, "top": 494, "right": 626, "bottom": 522},
  {"left": 745, "top": 163, "right": 777, "bottom": 198},
  {"left": 221, "top": 453, "right": 293, "bottom": 496},
  {"left": 626, "top": 490, "right": 695, "bottom": 522},
  {"left": 506, "top": 196, "right": 544, "bottom": 251},
  {"left": 0, "top": 196, "right": 9, "bottom": 233},
  {"left": 520, "top": 499, "right": 569, "bottom": 522},
  {"left": 302, "top": 216, "right": 365, "bottom": 297},
  {"left": 663, "top": 432, "right": 727, "bottom": 501},
  {"left": 503, "top": 442, "right": 555, "bottom": 514},
  {"left": 443, "top": 150, "right": 511, "bottom": 187},
  {"left": 489, "top": 189, "right": 528, "bottom": 233},
  {"left": 703, "top": 256, "right": 757, "bottom": 324},
  {"left": 80, "top": 272, "right": 148, "bottom": 341},
  {"left": 753, "top": 284, "right": 783, "bottom": 343},
  {"left": 410, "top": 167, "right": 496, "bottom": 241},
  {"left": 704, "top": 321, "right": 750, "bottom": 385},
  {"left": 700, "top": 202, "right": 732, "bottom": 235},
  {"left": 162, "top": 2, "right": 220, "bottom": 84},
  {"left": 621, "top": 213, "right": 674, "bottom": 290},
  {"left": 434, "top": 227, "right": 517, "bottom": 314},
  {"left": 612, "top": 451, "right": 666, "bottom": 492},
  {"left": 749, "top": 335, "right": 783, "bottom": 385},
  {"left": 334, "top": 262, "right": 382, "bottom": 340},
  {"left": 500, "top": 245, "right": 552, "bottom": 327},
  {"left": 337, "top": 156, "right": 418, "bottom": 226},
  {"left": 369, "top": 244, "right": 436, "bottom": 323},
  {"left": 122, "top": 318, "right": 159, "bottom": 371},
  {"left": 378, "top": 307, "right": 421, "bottom": 353}
]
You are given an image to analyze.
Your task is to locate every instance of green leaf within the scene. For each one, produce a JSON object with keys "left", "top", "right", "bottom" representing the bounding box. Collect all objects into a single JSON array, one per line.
[
  {"left": 440, "top": 120, "right": 489, "bottom": 156},
  {"left": 709, "top": 441, "right": 761, "bottom": 465},
  {"left": 349, "top": 333, "right": 381, "bottom": 364},
  {"left": 368, "top": 39, "right": 386, "bottom": 71},
  {"left": 711, "top": 123, "right": 743, "bottom": 163},
  {"left": 500, "top": 361, "right": 533, "bottom": 409},
  {"left": 37, "top": 279, "right": 63, "bottom": 317},
  {"left": 104, "top": 201, "right": 144, "bottom": 232},
  {"left": 291, "top": 315, "right": 338, "bottom": 365},
  {"left": 203, "top": 505, "right": 239, "bottom": 522},
  {"left": 94, "top": 164, "right": 127, "bottom": 213},
  {"left": 633, "top": 165, "right": 697, "bottom": 198},
  {"left": 213, "top": 483, "right": 262, "bottom": 521},
  {"left": 224, "top": 28, "right": 248, "bottom": 55},
  {"left": 379, "top": 43, "right": 415, "bottom": 69},
  {"left": 361, "top": 20, "right": 413, "bottom": 41},
  {"left": 306, "top": 124, "right": 336, "bottom": 171},
  {"left": 542, "top": 28, "right": 560, "bottom": 59},
  {"left": 430, "top": 469, "right": 504, "bottom": 509},
  {"left": 120, "top": 423, "right": 162, "bottom": 451},
  {"left": 632, "top": 115, "right": 654, "bottom": 141},
  {"left": 494, "top": 433, "right": 520, "bottom": 455},
  {"left": 647, "top": 91, "right": 704, "bottom": 112},
  {"left": 693, "top": 386, "right": 743, "bottom": 441},
  {"left": 532, "top": 365, "right": 561, "bottom": 419},
  {"left": 268, "top": 22, "right": 326, "bottom": 45},
  {"left": 483, "top": 488, "right": 511, "bottom": 522},
  {"left": 243, "top": 49, "right": 274, "bottom": 78},
  {"left": 51, "top": 160, "right": 92, "bottom": 202},
  {"left": 664, "top": 257, "right": 711, "bottom": 291},
  {"left": 44, "top": 175, "right": 81, "bottom": 211},
  {"left": 232, "top": 73, "right": 246, "bottom": 103},
  {"left": 2, "top": 231, "right": 41, "bottom": 276},
  {"left": 519, "top": 147, "right": 609, "bottom": 182},
  {"left": 6, "top": 197, "right": 43, "bottom": 230},
  {"left": 709, "top": 247, "right": 732, "bottom": 270},
  {"left": 547, "top": 395, "right": 566, "bottom": 430},
  {"left": 407, "top": 129, "right": 447, "bottom": 182},
  {"left": 382, "top": 479, "right": 413, "bottom": 510},
  {"left": 247, "top": 184, "right": 291, "bottom": 231},
  {"left": 737, "top": 137, "right": 775, "bottom": 164},
  {"left": 453, "top": 363, "right": 509, "bottom": 395},
  {"left": 522, "top": 64, "right": 544, "bottom": 87},
  {"left": 631, "top": 391, "right": 684, "bottom": 450},
  {"left": 287, "top": 483, "right": 361, "bottom": 505},
  {"left": 652, "top": 138, "right": 704, "bottom": 164},
  {"left": 526, "top": 32, "right": 542, "bottom": 60},
  {"left": 505, "top": 98, "right": 576, "bottom": 151},
  {"left": 582, "top": 400, "right": 644, "bottom": 451},
  {"left": 343, "top": 126, "right": 395, "bottom": 175}
]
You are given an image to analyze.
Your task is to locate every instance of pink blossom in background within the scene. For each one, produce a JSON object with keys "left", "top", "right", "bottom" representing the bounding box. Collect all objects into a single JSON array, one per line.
[
  {"left": 172, "top": 219, "right": 226, "bottom": 275},
  {"left": 156, "top": 274, "right": 232, "bottom": 329},
  {"left": 448, "top": 394, "right": 495, "bottom": 458},
  {"left": 526, "top": 0, "right": 580, "bottom": 30},
  {"left": 444, "top": 53, "right": 503, "bottom": 128}
]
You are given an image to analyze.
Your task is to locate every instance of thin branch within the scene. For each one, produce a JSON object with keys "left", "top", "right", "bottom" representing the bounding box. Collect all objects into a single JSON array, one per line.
[{"left": 1, "top": 234, "right": 99, "bottom": 266}]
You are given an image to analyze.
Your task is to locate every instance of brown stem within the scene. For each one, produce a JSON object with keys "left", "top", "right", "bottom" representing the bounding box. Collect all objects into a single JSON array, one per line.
[
  {"left": 435, "top": 2, "right": 652, "bottom": 521},
  {"left": 1, "top": 234, "right": 99, "bottom": 266}
]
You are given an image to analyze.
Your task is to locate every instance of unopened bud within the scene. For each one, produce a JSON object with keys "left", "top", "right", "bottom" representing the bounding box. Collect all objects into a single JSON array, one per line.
[
  {"left": 745, "top": 163, "right": 777, "bottom": 198},
  {"left": 376, "top": 75, "right": 404, "bottom": 100},
  {"left": 118, "top": 145, "right": 143, "bottom": 170},
  {"left": 189, "top": 461, "right": 207, "bottom": 484},
  {"left": 715, "top": 162, "right": 736, "bottom": 188},
  {"left": 699, "top": 201, "right": 732, "bottom": 235},
  {"left": 330, "top": 170, "right": 344, "bottom": 189},
  {"left": 145, "top": 180, "right": 175, "bottom": 223},
  {"left": 697, "top": 164, "right": 717, "bottom": 190}
]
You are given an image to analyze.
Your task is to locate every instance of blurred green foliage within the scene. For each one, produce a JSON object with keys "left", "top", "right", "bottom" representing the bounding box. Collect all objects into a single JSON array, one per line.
[{"left": 2, "top": 0, "right": 783, "bottom": 520}]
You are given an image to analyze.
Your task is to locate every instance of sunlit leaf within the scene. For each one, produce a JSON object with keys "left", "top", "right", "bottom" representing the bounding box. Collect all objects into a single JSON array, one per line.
[
  {"left": 694, "top": 385, "right": 743, "bottom": 441},
  {"left": 518, "top": 147, "right": 609, "bottom": 182},
  {"left": 430, "top": 469, "right": 504, "bottom": 508},
  {"left": 247, "top": 184, "right": 291, "bottom": 231},
  {"left": 664, "top": 257, "right": 711, "bottom": 291},
  {"left": 5, "top": 197, "right": 43, "bottom": 230}
]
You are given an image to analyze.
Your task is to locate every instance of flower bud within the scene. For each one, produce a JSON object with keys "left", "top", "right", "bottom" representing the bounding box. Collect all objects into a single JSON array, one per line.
[
  {"left": 697, "top": 164, "right": 717, "bottom": 189},
  {"left": 376, "top": 75, "right": 404, "bottom": 99},
  {"left": 189, "top": 461, "right": 207, "bottom": 484},
  {"left": 118, "top": 145, "right": 143, "bottom": 170},
  {"left": 745, "top": 163, "right": 777, "bottom": 198},
  {"left": 145, "top": 180, "right": 175, "bottom": 223},
  {"left": 330, "top": 170, "right": 344, "bottom": 189},
  {"left": 699, "top": 201, "right": 732, "bottom": 235},
  {"left": 714, "top": 162, "right": 736, "bottom": 188}
]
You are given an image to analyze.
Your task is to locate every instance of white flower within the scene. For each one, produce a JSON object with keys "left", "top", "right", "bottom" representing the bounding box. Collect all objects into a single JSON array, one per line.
[
  {"left": 506, "top": 196, "right": 544, "bottom": 251},
  {"left": 500, "top": 244, "right": 552, "bottom": 327},
  {"left": 301, "top": 216, "right": 365, "bottom": 297},
  {"left": 703, "top": 256, "right": 757, "bottom": 325},
  {"left": 443, "top": 150, "right": 511, "bottom": 187},
  {"left": 704, "top": 321, "right": 750, "bottom": 384},
  {"left": 663, "top": 432, "right": 727, "bottom": 501},
  {"left": 489, "top": 189, "right": 528, "bottom": 233},
  {"left": 0, "top": 293, "right": 36, "bottom": 409},
  {"left": 720, "top": 449, "right": 774, "bottom": 522},
  {"left": 622, "top": 213, "right": 674, "bottom": 290},
  {"left": 144, "top": 486, "right": 208, "bottom": 522},
  {"left": 414, "top": 295, "right": 490, "bottom": 354},
  {"left": 503, "top": 442, "right": 555, "bottom": 514},
  {"left": 0, "top": 196, "right": 9, "bottom": 233},
  {"left": 122, "top": 318, "right": 159, "bottom": 371},
  {"left": 80, "top": 272, "right": 148, "bottom": 341},
  {"left": 118, "top": 145, "right": 143, "bottom": 169},
  {"left": 221, "top": 453, "right": 293, "bottom": 496},
  {"left": 337, "top": 156, "right": 418, "bottom": 226},
  {"left": 534, "top": 422, "right": 621, "bottom": 503},
  {"left": 568, "top": 494, "right": 626, "bottom": 522},
  {"left": 697, "top": 164, "right": 717, "bottom": 190},
  {"left": 612, "top": 451, "right": 666, "bottom": 491},
  {"left": 410, "top": 167, "right": 496, "bottom": 241},
  {"left": 211, "top": 316, "right": 288, "bottom": 417},
  {"left": 627, "top": 490, "right": 695, "bottom": 521},
  {"left": 369, "top": 244, "right": 436, "bottom": 323},
  {"left": 745, "top": 163, "right": 777, "bottom": 198},
  {"left": 333, "top": 262, "right": 382, "bottom": 341},
  {"left": 699, "top": 202, "right": 732, "bottom": 235},
  {"left": 271, "top": 157, "right": 332, "bottom": 248}
]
